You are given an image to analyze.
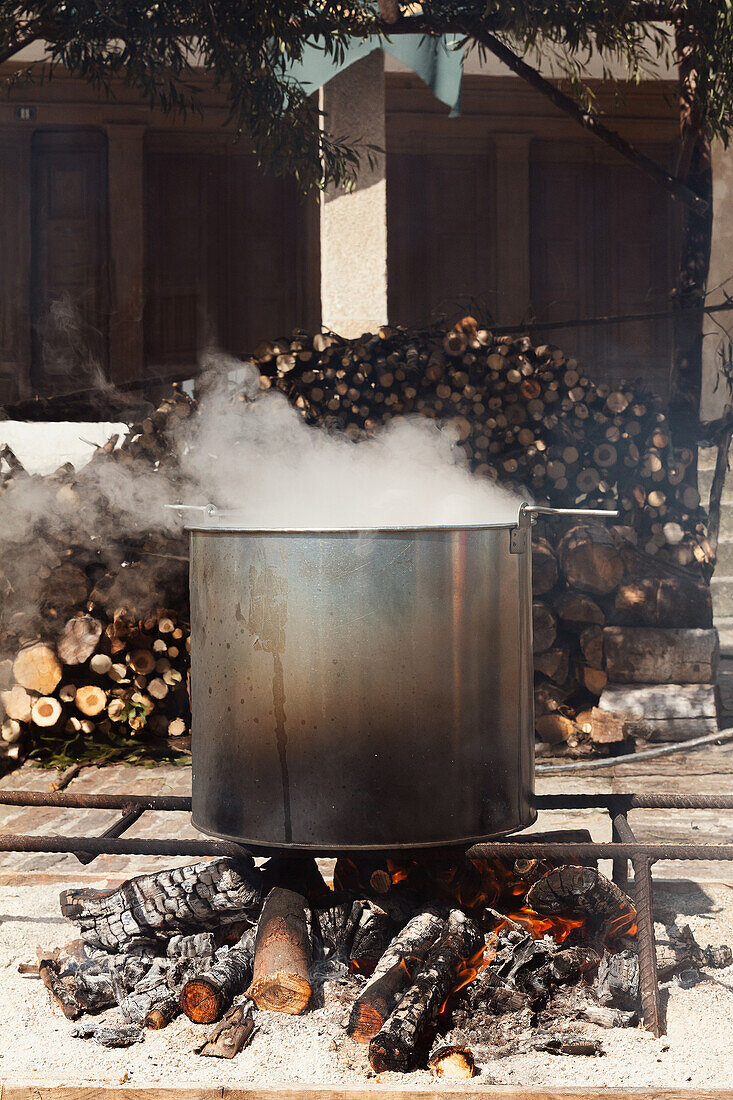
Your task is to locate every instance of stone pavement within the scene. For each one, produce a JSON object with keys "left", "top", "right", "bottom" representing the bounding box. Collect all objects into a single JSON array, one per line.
[{"left": 1, "top": 739, "right": 733, "bottom": 885}]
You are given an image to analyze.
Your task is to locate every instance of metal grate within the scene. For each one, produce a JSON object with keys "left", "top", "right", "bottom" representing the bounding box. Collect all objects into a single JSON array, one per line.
[{"left": 2, "top": 787, "right": 732, "bottom": 1038}]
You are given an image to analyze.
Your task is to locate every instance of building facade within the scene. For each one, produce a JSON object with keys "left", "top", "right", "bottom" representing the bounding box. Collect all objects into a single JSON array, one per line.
[{"left": 0, "top": 52, "right": 713, "bottom": 413}]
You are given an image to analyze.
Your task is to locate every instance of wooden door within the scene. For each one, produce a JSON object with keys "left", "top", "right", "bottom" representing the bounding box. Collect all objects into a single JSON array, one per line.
[
  {"left": 30, "top": 130, "right": 109, "bottom": 393},
  {"left": 387, "top": 151, "right": 496, "bottom": 328},
  {"left": 144, "top": 136, "right": 319, "bottom": 370}
]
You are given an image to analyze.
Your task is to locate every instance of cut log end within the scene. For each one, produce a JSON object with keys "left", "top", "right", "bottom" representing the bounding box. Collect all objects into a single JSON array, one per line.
[
  {"left": 180, "top": 980, "right": 226, "bottom": 1024},
  {"left": 248, "top": 971, "right": 311, "bottom": 1014}
]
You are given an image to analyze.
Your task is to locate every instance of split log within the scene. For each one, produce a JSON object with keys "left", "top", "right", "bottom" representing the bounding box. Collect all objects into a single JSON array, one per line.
[
  {"left": 526, "top": 867, "right": 636, "bottom": 934},
  {"left": 597, "top": 683, "right": 719, "bottom": 740},
  {"left": 428, "top": 1044, "right": 475, "bottom": 1079},
  {"left": 0, "top": 685, "right": 33, "bottom": 722},
  {"left": 369, "top": 909, "right": 482, "bottom": 1073},
  {"left": 535, "top": 713, "right": 577, "bottom": 745},
  {"left": 582, "top": 666, "right": 608, "bottom": 695},
  {"left": 534, "top": 680, "right": 571, "bottom": 717},
  {"left": 13, "top": 643, "right": 62, "bottom": 694},
  {"left": 347, "top": 910, "right": 445, "bottom": 1042},
  {"left": 587, "top": 707, "right": 634, "bottom": 744},
  {"left": 532, "top": 603, "right": 557, "bottom": 654},
  {"left": 181, "top": 929, "right": 255, "bottom": 1023},
  {"left": 249, "top": 888, "right": 311, "bottom": 1014},
  {"left": 531, "top": 538, "right": 558, "bottom": 595},
  {"left": 57, "top": 615, "right": 103, "bottom": 665},
  {"left": 195, "top": 999, "right": 257, "bottom": 1058},
  {"left": 603, "top": 627, "right": 719, "bottom": 684},
  {"left": 60, "top": 858, "right": 264, "bottom": 951},
  {"left": 533, "top": 646, "right": 570, "bottom": 685},
  {"left": 556, "top": 525, "right": 623, "bottom": 595},
  {"left": 613, "top": 576, "right": 712, "bottom": 629},
  {"left": 554, "top": 591, "right": 605, "bottom": 626},
  {"left": 579, "top": 625, "right": 604, "bottom": 667}
]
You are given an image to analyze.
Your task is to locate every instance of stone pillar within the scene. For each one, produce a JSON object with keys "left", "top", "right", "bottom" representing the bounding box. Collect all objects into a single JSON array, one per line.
[
  {"left": 701, "top": 140, "right": 733, "bottom": 421},
  {"left": 319, "top": 51, "right": 388, "bottom": 337},
  {"left": 105, "top": 122, "right": 146, "bottom": 383}
]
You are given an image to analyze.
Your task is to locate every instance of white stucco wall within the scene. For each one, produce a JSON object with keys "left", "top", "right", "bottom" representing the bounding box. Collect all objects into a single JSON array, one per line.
[{"left": 0, "top": 422, "right": 127, "bottom": 474}]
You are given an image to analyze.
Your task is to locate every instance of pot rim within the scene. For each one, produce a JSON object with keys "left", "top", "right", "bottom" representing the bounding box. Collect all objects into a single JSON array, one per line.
[{"left": 185, "top": 521, "right": 520, "bottom": 534}]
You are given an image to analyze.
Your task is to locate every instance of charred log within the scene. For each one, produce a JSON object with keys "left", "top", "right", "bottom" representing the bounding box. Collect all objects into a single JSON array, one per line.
[
  {"left": 369, "top": 909, "right": 482, "bottom": 1073},
  {"left": 180, "top": 929, "right": 255, "bottom": 1023},
  {"left": 195, "top": 1000, "right": 257, "bottom": 1058}
]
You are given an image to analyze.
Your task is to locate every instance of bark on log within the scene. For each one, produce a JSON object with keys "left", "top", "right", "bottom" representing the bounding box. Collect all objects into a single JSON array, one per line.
[
  {"left": 145, "top": 995, "right": 181, "bottom": 1029},
  {"left": 604, "top": 627, "right": 719, "bottom": 684},
  {"left": 181, "top": 929, "right": 255, "bottom": 1023},
  {"left": 249, "top": 888, "right": 311, "bottom": 1014},
  {"left": 557, "top": 525, "right": 623, "bottom": 595},
  {"left": 347, "top": 910, "right": 445, "bottom": 1042},
  {"left": 60, "top": 858, "right": 264, "bottom": 951},
  {"left": 13, "top": 643, "right": 62, "bottom": 694},
  {"left": 195, "top": 999, "right": 257, "bottom": 1058},
  {"left": 38, "top": 954, "right": 82, "bottom": 1019},
  {"left": 57, "top": 615, "right": 103, "bottom": 664},
  {"left": 613, "top": 576, "right": 712, "bottom": 629},
  {"left": 535, "top": 713, "right": 577, "bottom": 745},
  {"left": 369, "top": 909, "right": 482, "bottom": 1072},
  {"left": 598, "top": 683, "right": 719, "bottom": 740},
  {"left": 31, "top": 695, "right": 62, "bottom": 727}
]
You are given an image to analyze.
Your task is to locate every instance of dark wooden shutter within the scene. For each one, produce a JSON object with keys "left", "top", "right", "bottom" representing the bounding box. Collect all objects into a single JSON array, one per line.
[
  {"left": 530, "top": 140, "right": 681, "bottom": 397},
  {"left": 144, "top": 137, "right": 318, "bottom": 370},
  {"left": 387, "top": 151, "right": 495, "bottom": 327},
  {"left": 30, "top": 130, "right": 109, "bottom": 394}
]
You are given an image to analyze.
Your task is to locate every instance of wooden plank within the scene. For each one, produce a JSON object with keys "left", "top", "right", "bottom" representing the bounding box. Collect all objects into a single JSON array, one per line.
[
  {"left": 3, "top": 1088, "right": 733, "bottom": 1100},
  {"left": 598, "top": 683, "right": 719, "bottom": 742},
  {"left": 603, "top": 627, "right": 719, "bottom": 684}
]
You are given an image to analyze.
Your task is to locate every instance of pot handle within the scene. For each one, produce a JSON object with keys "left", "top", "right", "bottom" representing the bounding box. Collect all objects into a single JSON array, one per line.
[
  {"left": 518, "top": 502, "right": 620, "bottom": 524},
  {"left": 511, "top": 501, "right": 619, "bottom": 553}
]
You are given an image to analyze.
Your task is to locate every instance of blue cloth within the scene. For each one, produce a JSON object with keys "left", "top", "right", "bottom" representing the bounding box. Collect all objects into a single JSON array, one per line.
[{"left": 283, "top": 34, "right": 464, "bottom": 116}]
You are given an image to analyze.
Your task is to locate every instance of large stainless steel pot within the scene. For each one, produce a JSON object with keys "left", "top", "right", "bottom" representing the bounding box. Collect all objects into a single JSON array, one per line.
[{"left": 180, "top": 503, "right": 614, "bottom": 852}]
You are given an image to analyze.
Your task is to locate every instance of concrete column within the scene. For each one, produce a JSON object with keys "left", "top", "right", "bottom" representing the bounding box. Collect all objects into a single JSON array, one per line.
[
  {"left": 319, "top": 51, "right": 388, "bottom": 337},
  {"left": 105, "top": 122, "right": 146, "bottom": 383},
  {"left": 701, "top": 140, "right": 733, "bottom": 421},
  {"left": 493, "top": 134, "right": 531, "bottom": 327}
]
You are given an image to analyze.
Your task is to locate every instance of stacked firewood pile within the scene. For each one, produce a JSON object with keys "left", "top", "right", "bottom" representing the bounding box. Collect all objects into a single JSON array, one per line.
[
  {"left": 256, "top": 321, "right": 720, "bottom": 750},
  {"left": 0, "top": 393, "right": 194, "bottom": 767},
  {"left": 39, "top": 851, "right": 731, "bottom": 1071},
  {"left": 0, "top": 321, "right": 721, "bottom": 766}
]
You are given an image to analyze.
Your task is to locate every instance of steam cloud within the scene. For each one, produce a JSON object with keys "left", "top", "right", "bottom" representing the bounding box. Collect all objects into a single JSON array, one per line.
[
  {"left": 179, "top": 366, "right": 524, "bottom": 528},
  {"left": 0, "top": 352, "right": 525, "bottom": 649}
]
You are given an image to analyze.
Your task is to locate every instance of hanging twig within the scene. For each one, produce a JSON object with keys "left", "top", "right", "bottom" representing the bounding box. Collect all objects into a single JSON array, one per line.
[{"left": 454, "top": 28, "right": 708, "bottom": 215}]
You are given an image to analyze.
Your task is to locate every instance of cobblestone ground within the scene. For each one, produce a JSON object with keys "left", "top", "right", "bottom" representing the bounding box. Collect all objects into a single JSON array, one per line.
[{"left": 2, "top": 738, "right": 733, "bottom": 883}]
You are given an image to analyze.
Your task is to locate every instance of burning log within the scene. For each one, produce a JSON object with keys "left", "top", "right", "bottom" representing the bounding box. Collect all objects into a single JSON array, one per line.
[
  {"left": 526, "top": 866, "right": 636, "bottom": 933},
  {"left": 180, "top": 929, "right": 255, "bottom": 1023},
  {"left": 60, "top": 858, "right": 264, "bottom": 951},
  {"left": 195, "top": 1000, "right": 257, "bottom": 1058},
  {"left": 347, "top": 910, "right": 445, "bottom": 1042},
  {"left": 427, "top": 1044, "right": 475, "bottom": 1079},
  {"left": 249, "top": 888, "right": 312, "bottom": 1014},
  {"left": 369, "top": 909, "right": 482, "bottom": 1073}
]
